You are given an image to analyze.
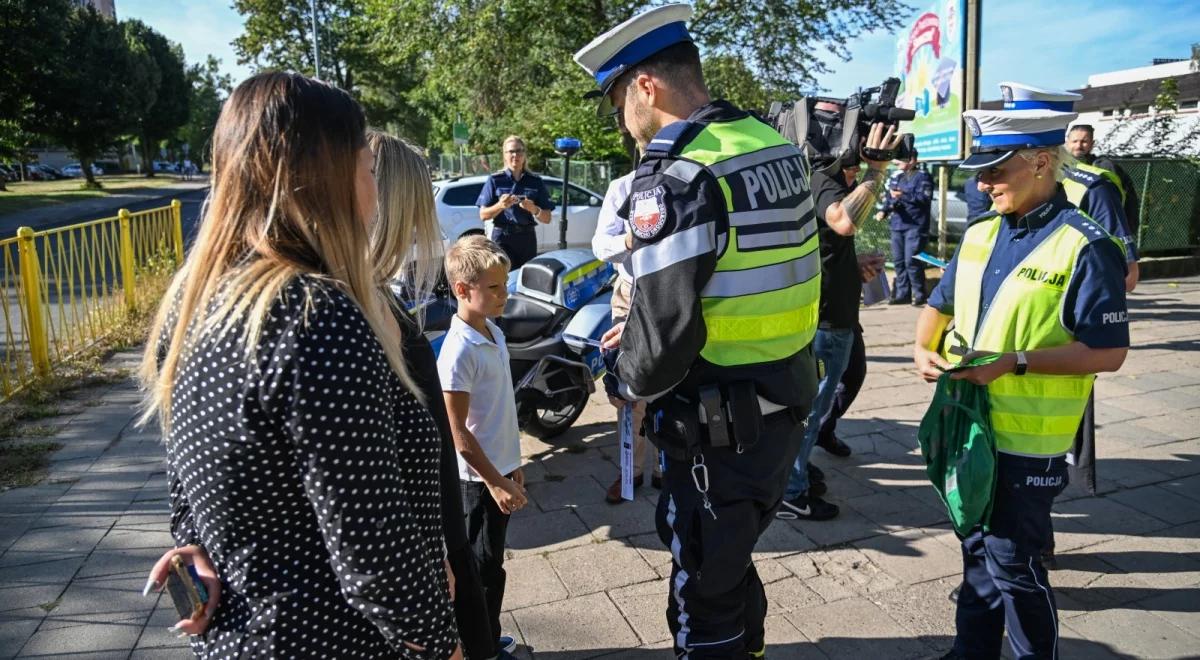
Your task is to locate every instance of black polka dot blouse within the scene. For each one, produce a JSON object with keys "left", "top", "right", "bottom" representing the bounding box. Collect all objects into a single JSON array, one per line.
[{"left": 165, "top": 277, "right": 457, "bottom": 658}]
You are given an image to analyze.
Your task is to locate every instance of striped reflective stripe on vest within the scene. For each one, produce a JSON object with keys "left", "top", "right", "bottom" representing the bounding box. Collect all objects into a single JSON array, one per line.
[
  {"left": 735, "top": 216, "right": 818, "bottom": 251},
  {"left": 701, "top": 249, "right": 820, "bottom": 298},
  {"left": 631, "top": 222, "right": 717, "bottom": 278}
]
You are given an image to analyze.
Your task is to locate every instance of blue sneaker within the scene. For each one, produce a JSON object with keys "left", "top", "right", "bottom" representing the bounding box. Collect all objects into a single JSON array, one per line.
[{"left": 499, "top": 635, "right": 517, "bottom": 654}]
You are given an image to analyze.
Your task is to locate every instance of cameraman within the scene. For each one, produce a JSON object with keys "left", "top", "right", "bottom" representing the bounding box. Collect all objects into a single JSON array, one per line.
[
  {"left": 883, "top": 152, "right": 934, "bottom": 305},
  {"left": 778, "top": 122, "right": 900, "bottom": 522}
]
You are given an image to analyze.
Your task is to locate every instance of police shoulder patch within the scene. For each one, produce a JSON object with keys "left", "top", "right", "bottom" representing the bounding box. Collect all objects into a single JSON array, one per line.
[{"left": 630, "top": 185, "right": 669, "bottom": 240}]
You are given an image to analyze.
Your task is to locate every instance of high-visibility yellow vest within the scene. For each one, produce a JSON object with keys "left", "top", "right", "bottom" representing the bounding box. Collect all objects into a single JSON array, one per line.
[
  {"left": 676, "top": 116, "right": 821, "bottom": 367},
  {"left": 949, "top": 214, "right": 1115, "bottom": 456},
  {"left": 1064, "top": 162, "right": 1125, "bottom": 205}
]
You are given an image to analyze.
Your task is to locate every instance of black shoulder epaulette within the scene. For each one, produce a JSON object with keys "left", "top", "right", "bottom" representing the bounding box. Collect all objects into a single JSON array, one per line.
[
  {"left": 1062, "top": 209, "right": 1117, "bottom": 244},
  {"left": 1064, "top": 167, "right": 1102, "bottom": 188},
  {"left": 643, "top": 120, "right": 703, "bottom": 158}
]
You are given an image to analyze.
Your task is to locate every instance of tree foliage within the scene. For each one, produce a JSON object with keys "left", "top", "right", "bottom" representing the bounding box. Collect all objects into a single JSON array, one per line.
[
  {"left": 0, "top": 0, "right": 72, "bottom": 120},
  {"left": 230, "top": 0, "right": 905, "bottom": 166},
  {"left": 26, "top": 7, "right": 141, "bottom": 187},
  {"left": 180, "top": 56, "right": 234, "bottom": 168},
  {"left": 123, "top": 20, "right": 191, "bottom": 177}
]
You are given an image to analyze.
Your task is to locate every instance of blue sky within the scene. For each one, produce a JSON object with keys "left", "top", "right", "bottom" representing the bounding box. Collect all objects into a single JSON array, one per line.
[{"left": 117, "top": 0, "right": 1199, "bottom": 99}]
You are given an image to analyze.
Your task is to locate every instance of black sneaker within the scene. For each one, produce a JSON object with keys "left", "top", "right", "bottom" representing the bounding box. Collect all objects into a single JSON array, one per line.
[
  {"left": 817, "top": 434, "right": 853, "bottom": 457},
  {"left": 776, "top": 494, "right": 839, "bottom": 521},
  {"left": 807, "top": 463, "right": 825, "bottom": 483},
  {"left": 948, "top": 584, "right": 961, "bottom": 603},
  {"left": 888, "top": 297, "right": 910, "bottom": 305},
  {"left": 808, "top": 479, "right": 827, "bottom": 497}
]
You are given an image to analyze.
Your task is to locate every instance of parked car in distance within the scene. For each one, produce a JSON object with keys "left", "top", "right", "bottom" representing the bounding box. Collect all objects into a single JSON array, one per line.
[
  {"left": 31, "top": 164, "right": 67, "bottom": 180},
  {"left": 432, "top": 174, "right": 604, "bottom": 253},
  {"left": 60, "top": 163, "right": 104, "bottom": 177},
  {"left": 152, "top": 160, "right": 178, "bottom": 173}
]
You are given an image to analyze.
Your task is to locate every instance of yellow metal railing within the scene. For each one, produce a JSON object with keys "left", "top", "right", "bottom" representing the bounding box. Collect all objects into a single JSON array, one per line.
[{"left": 0, "top": 200, "right": 184, "bottom": 399}]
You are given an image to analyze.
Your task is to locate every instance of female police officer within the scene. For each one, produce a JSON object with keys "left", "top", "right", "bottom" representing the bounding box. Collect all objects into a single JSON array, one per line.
[
  {"left": 476, "top": 136, "right": 554, "bottom": 268},
  {"left": 912, "top": 84, "right": 1129, "bottom": 660}
]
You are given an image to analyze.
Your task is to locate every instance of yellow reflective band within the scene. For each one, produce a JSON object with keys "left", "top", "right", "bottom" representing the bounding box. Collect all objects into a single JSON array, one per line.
[
  {"left": 988, "top": 374, "right": 1094, "bottom": 399},
  {"left": 562, "top": 259, "right": 603, "bottom": 283}
]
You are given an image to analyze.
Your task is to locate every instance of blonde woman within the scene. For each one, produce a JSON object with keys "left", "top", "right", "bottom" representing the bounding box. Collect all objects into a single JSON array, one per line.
[
  {"left": 366, "top": 132, "right": 500, "bottom": 660},
  {"left": 140, "top": 73, "right": 459, "bottom": 659}
]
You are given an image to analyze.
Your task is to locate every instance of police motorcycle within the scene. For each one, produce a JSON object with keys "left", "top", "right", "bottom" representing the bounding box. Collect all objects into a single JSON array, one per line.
[{"left": 405, "top": 249, "right": 615, "bottom": 440}]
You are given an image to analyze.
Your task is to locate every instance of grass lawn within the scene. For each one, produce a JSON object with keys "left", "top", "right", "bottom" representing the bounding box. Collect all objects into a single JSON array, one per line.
[{"left": 0, "top": 174, "right": 182, "bottom": 217}]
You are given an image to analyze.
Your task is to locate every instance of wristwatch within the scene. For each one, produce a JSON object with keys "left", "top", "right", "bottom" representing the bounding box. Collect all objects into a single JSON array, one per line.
[{"left": 1013, "top": 351, "right": 1028, "bottom": 376}]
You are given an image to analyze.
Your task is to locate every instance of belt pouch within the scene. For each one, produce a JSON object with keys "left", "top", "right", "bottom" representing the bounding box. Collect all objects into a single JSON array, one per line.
[
  {"left": 725, "top": 380, "right": 764, "bottom": 450},
  {"left": 647, "top": 394, "right": 701, "bottom": 461},
  {"left": 700, "top": 385, "right": 730, "bottom": 447}
]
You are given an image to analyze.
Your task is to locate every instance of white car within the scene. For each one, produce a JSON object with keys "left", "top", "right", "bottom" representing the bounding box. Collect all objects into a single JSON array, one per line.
[
  {"left": 432, "top": 175, "right": 604, "bottom": 252},
  {"left": 60, "top": 163, "right": 103, "bottom": 177}
]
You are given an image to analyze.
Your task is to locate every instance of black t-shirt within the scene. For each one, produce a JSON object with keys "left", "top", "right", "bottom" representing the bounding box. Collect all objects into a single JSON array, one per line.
[{"left": 812, "top": 170, "right": 861, "bottom": 329}]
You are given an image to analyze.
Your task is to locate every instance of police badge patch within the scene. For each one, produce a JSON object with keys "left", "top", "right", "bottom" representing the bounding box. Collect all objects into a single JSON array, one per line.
[{"left": 630, "top": 186, "right": 668, "bottom": 240}]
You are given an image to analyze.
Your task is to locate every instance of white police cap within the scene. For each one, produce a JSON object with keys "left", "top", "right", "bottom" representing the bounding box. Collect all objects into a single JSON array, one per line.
[
  {"left": 960, "top": 82, "right": 1081, "bottom": 170},
  {"left": 573, "top": 4, "right": 694, "bottom": 113}
]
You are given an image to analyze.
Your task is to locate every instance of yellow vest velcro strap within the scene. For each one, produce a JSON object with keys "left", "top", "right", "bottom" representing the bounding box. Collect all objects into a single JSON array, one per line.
[
  {"left": 702, "top": 251, "right": 819, "bottom": 298},
  {"left": 707, "top": 143, "right": 797, "bottom": 178},
  {"left": 631, "top": 222, "right": 717, "bottom": 278},
  {"left": 705, "top": 305, "right": 819, "bottom": 342},
  {"left": 729, "top": 197, "right": 814, "bottom": 227}
]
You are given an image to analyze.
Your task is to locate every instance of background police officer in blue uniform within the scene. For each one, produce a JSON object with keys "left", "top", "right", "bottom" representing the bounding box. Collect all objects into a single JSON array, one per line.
[
  {"left": 883, "top": 151, "right": 934, "bottom": 305},
  {"left": 475, "top": 135, "right": 554, "bottom": 269},
  {"left": 913, "top": 87, "right": 1129, "bottom": 660},
  {"left": 577, "top": 5, "right": 819, "bottom": 657}
]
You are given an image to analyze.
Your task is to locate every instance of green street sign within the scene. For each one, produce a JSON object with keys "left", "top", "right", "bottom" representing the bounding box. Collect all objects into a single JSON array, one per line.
[{"left": 453, "top": 122, "right": 469, "bottom": 145}]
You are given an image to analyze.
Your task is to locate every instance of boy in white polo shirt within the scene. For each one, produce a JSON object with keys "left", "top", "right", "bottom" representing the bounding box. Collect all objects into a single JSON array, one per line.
[{"left": 437, "top": 235, "right": 525, "bottom": 660}]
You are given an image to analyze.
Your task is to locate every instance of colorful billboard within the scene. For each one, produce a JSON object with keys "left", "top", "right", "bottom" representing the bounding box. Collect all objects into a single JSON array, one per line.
[{"left": 893, "top": 0, "right": 967, "bottom": 161}]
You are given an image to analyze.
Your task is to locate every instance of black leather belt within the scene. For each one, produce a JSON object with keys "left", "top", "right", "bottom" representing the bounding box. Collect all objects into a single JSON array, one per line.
[{"left": 494, "top": 224, "right": 536, "bottom": 235}]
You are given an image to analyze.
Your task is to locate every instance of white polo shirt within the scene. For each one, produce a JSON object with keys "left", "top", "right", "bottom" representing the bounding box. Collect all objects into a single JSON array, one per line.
[{"left": 437, "top": 315, "right": 522, "bottom": 482}]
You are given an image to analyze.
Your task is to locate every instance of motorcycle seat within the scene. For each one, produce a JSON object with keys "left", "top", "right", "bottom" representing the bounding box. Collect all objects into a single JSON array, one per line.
[{"left": 500, "top": 295, "right": 563, "bottom": 344}]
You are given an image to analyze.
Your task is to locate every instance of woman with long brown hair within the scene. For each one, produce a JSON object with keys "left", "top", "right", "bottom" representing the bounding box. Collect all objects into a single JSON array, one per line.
[{"left": 140, "top": 73, "right": 458, "bottom": 658}]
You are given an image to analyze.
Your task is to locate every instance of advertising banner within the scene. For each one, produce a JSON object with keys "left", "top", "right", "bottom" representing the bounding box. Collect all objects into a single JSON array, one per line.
[{"left": 894, "top": 0, "right": 968, "bottom": 160}]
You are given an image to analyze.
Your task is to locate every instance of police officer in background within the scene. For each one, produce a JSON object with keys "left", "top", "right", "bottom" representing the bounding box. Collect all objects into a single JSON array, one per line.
[
  {"left": 1068, "top": 123, "right": 1140, "bottom": 291},
  {"left": 577, "top": 5, "right": 819, "bottom": 656},
  {"left": 476, "top": 135, "right": 554, "bottom": 269},
  {"left": 884, "top": 151, "right": 934, "bottom": 305},
  {"left": 913, "top": 84, "right": 1128, "bottom": 659}
]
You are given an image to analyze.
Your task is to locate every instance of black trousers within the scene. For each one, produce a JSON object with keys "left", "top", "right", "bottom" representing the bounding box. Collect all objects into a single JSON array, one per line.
[
  {"left": 955, "top": 454, "right": 1068, "bottom": 659},
  {"left": 492, "top": 227, "right": 537, "bottom": 269},
  {"left": 657, "top": 410, "right": 806, "bottom": 658},
  {"left": 817, "top": 325, "right": 866, "bottom": 444},
  {"left": 461, "top": 480, "right": 512, "bottom": 656}
]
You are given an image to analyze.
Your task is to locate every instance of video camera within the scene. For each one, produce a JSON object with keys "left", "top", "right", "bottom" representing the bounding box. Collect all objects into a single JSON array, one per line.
[{"left": 768, "top": 77, "right": 916, "bottom": 177}]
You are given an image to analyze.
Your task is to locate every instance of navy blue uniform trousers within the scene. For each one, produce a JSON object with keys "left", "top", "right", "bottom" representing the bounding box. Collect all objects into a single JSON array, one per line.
[
  {"left": 890, "top": 226, "right": 928, "bottom": 303},
  {"left": 954, "top": 453, "right": 1069, "bottom": 660},
  {"left": 657, "top": 410, "right": 805, "bottom": 658}
]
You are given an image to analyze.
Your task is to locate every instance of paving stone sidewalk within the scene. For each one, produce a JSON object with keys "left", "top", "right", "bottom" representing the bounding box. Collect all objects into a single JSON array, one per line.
[{"left": 2, "top": 277, "right": 1199, "bottom": 659}]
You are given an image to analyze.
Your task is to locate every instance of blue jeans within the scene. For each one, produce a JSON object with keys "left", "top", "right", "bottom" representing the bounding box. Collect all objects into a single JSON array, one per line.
[
  {"left": 890, "top": 226, "right": 928, "bottom": 302},
  {"left": 785, "top": 328, "right": 855, "bottom": 499}
]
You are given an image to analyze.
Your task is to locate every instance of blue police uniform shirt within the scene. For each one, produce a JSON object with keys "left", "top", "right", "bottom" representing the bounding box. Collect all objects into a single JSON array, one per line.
[
  {"left": 475, "top": 169, "right": 555, "bottom": 229},
  {"left": 886, "top": 169, "right": 934, "bottom": 231},
  {"left": 929, "top": 188, "right": 1129, "bottom": 349},
  {"left": 1078, "top": 181, "right": 1139, "bottom": 262}
]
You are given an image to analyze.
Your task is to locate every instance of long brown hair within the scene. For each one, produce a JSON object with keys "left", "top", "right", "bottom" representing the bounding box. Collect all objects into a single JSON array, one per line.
[{"left": 141, "top": 72, "right": 419, "bottom": 430}]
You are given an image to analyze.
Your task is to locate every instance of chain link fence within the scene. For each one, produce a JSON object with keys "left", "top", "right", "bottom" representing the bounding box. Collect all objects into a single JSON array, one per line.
[{"left": 1112, "top": 158, "right": 1200, "bottom": 255}]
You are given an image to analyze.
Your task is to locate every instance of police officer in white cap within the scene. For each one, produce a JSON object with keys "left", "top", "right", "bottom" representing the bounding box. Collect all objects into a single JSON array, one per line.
[
  {"left": 579, "top": 5, "right": 820, "bottom": 657},
  {"left": 913, "top": 85, "right": 1129, "bottom": 659}
]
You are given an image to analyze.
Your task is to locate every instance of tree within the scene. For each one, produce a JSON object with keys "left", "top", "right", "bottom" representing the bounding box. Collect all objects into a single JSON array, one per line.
[
  {"left": 123, "top": 20, "right": 191, "bottom": 177},
  {"left": 704, "top": 55, "right": 775, "bottom": 113},
  {"left": 26, "top": 6, "right": 140, "bottom": 188},
  {"left": 179, "top": 56, "right": 233, "bottom": 168},
  {"left": 367, "top": 0, "right": 905, "bottom": 162},
  {"left": 232, "top": 0, "right": 368, "bottom": 91},
  {"left": 0, "top": 0, "right": 72, "bottom": 121}
]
